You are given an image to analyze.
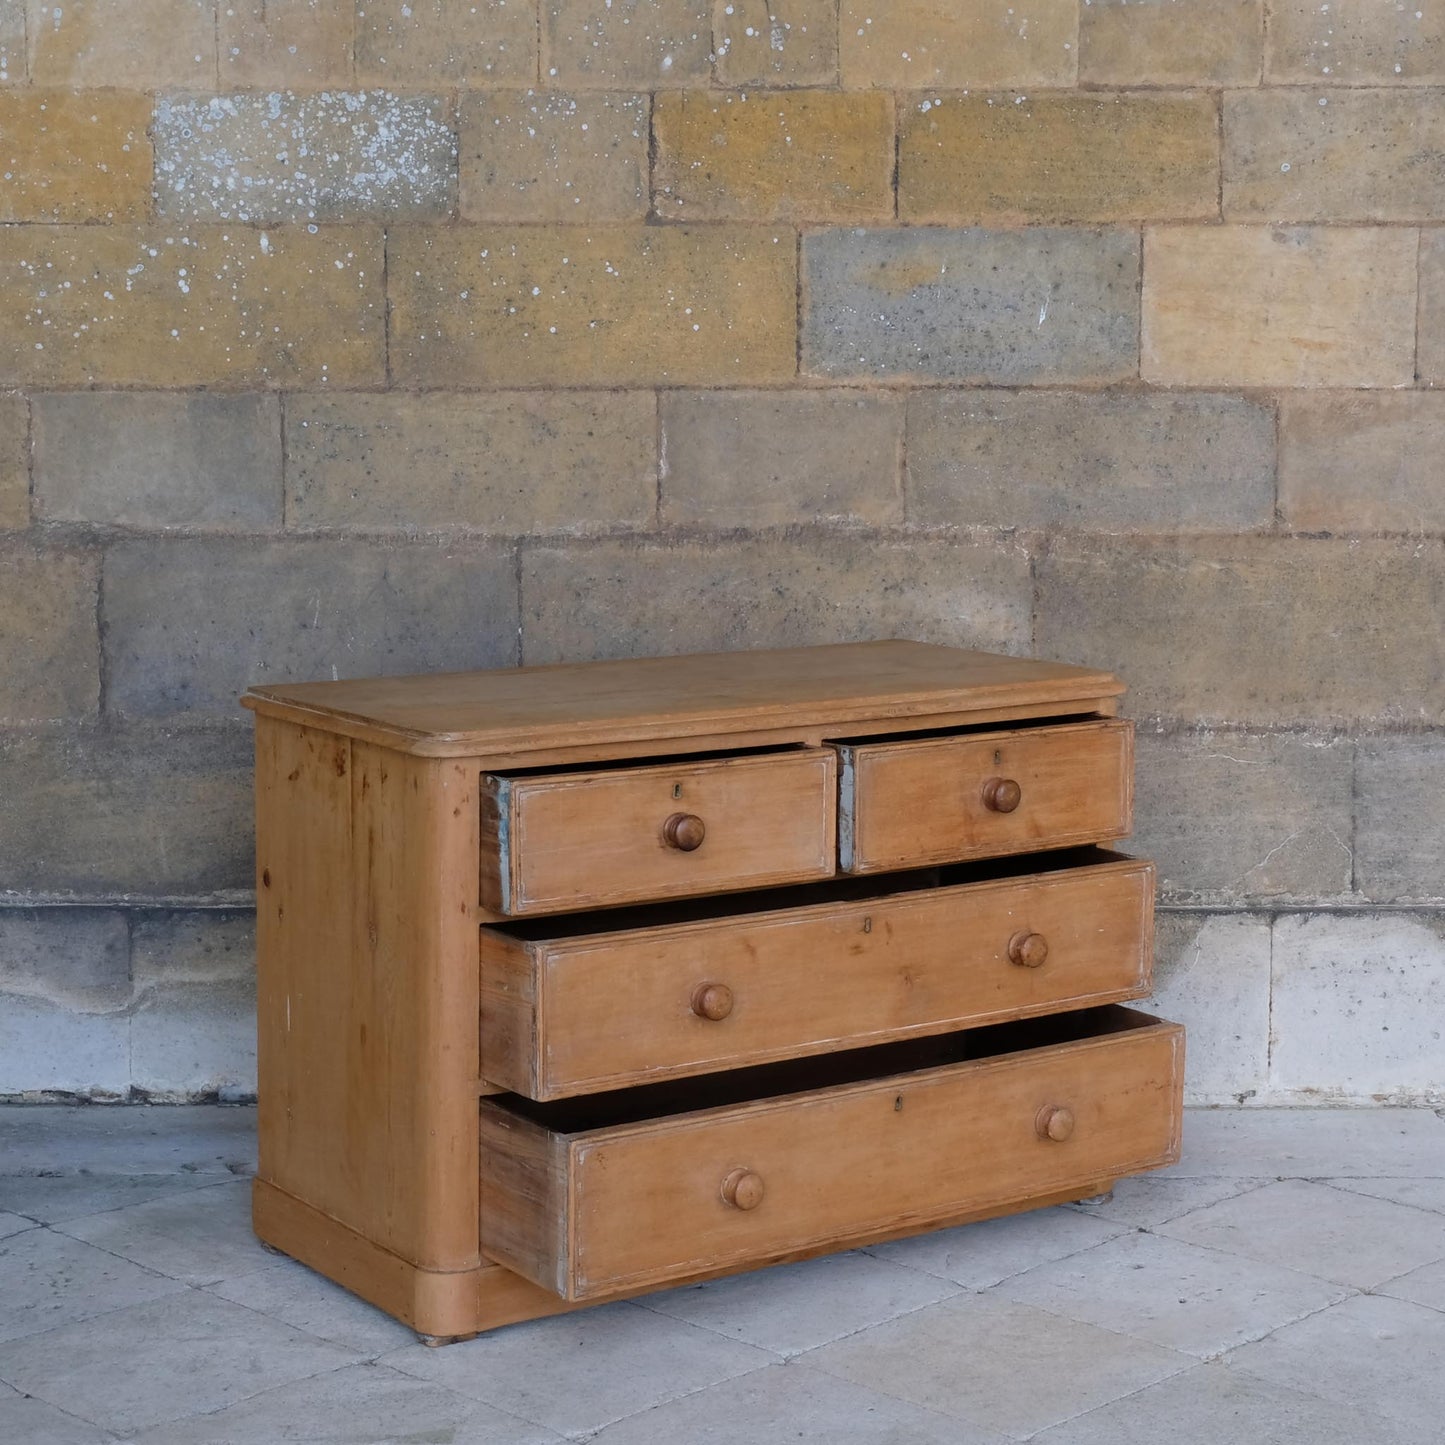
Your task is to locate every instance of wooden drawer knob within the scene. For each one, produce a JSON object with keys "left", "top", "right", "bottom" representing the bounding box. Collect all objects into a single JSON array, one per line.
[
  {"left": 1008, "top": 931, "right": 1049, "bottom": 968},
  {"left": 1036, "top": 1105, "right": 1075, "bottom": 1143},
  {"left": 691, "top": 983, "right": 734, "bottom": 1021},
  {"left": 721, "top": 1168, "right": 765, "bottom": 1211},
  {"left": 982, "top": 777, "right": 1022, "bottom": 813},
  {"left": 663, "top": 812, "right": 707, "bottom": 851}
]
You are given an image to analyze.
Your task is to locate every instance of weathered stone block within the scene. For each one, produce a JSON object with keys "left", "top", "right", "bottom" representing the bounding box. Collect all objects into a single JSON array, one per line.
[
  {"left": 460, "top": 90, "right": 647, "bottom": 221},
  {"left": 802, "top": 227, "right": 1139, "bottom": 383},
  {"left": 713, "top": 0, "right": 836, "bottom": 85},
  {"left": 287, "top": 391, "right": 655, "bottom": 532},
  {"left": 1133, "top": 730, "right": 1354, "bottom": 904},
  {"left": 899, "top": 92, "right": 1218, "bottom": 225},
  {"left": 1356, "top": 737, "right": 1445, "bottom": 902},
  {"left": 0, "top": 544, "right": 98, "bottom": 723},
  {"left": 356, "top": 0, "right": 537, "bottom": 83},
  {"left": 0, "top": 726, "right": 253, "bottom": 896},
  {"left": 0, "top": 995, "right": 129, "bottom": 1096},
  {"left": 0, "top": 909, "right": 129, "bottom": 1012},
  {"left": 0, "top": 393, "right": 24, "bottom": 529},
  {"left": 544, "top": 0, "right": 712, "bottom": 86},
  {"left": 390, "top": 224, "right": 796, "bottom": 386},
  {"left": 1036, "top": 538, "right": 1445, "bottom": 726},
  {"left": 153, "top": 91, "right": 456, "bottom": 224},
  {"left": 26, "top": 0, "right": 217, "bottom": 86},
  {"left": 34, "top": 393, "right": 281, "bottom": 530},
  {"left": 0, "top": 3, "right": 22, "bottom": 82},
  {"left": 907, "top": 390, "right": 1274, "bottom": 534},
  {"left": 654, "top": 91, "right": 893, "bottom": 222},
  {"left": 840, "top": 0, "right": 1077, "bottom": 87},
  {"left": 1271, "top": 914, "right": 1445, "bottom": 1103},
  {"left": 1415, "top": 229, "right": 1445, "bottom": 384},
  {"left": 131, "top": 912, "right": 255, "bottom": 1099},
  {"left": 0, "top": 225, "right": 384, "bottom": 387},
  {"left": 1279, "top": 392, "right": 1445, "bottom": 533},
  {"left": 660, "top": 390, "right": 903, "bottom": 527},
  {"left": 1142, "top": 226, "right": 1416, "bottom": 388},
  {"left": 1225, "top": 89, "right": 1445, "bottom": 222},
  {"left": 218, "top": 0, "right": 353, "bottom": 86},
  {"left": 1150, "top": 914, "right": 1271, "bottom": 1106},
  {"left": 0, "top": 90, "right": 151, "bottom": 222},
  {"left": 522, "top": 534, "right": 1031, "bottom": 664},
  {"left": 1080, "top": 0, "right": 1262, "bottom": 85},
  {"left": 1267, "top": 0, "right": 1445, "bottom": 83},
  {"left": 103, "top": 538, "right": 518, "bottom": 719}
]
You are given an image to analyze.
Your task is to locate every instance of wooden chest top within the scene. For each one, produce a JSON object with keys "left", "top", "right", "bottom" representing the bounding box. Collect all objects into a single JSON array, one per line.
[{"left": 240, "top": 639, "right": 1123, "bottom": 758}]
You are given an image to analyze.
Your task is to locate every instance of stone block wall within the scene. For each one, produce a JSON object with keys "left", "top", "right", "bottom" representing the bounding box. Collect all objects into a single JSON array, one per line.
[{"left": 0, "top": 0, "right": 1440, "bottom": 1104}]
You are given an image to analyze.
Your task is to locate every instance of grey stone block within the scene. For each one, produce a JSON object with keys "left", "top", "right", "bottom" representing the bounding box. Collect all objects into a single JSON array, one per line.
[
  {"left": 1356, "top": 736, "right": 1445, "bottom": 902},
  {"left": 0, "top": 909, "right": 129, "bottom": 1012},
  {"left": 34, "top": 392, "right": 282, "bottom": 530},
  {"left": 103, "top": 537, "right": 519, "bottom": 720},
  {"left": 1133, "top": 730, "right": 1354, "bottom": 903},
  {"left": 520, "top": 533, "right": 1033, "bottom": 664},
  {"left": 1150, "top": 913, "right": 1271, "bottom": 1105},
  {"left": 1270, "top": 912, "right": 1445, "bottom": 1104},
  {"left": 802, "top": 226, "right": 1139, "bottom": 383},
  {"left": 0, "top": 543, "right": 99, "bottom": 723},
  {"left": 0, "top": 392, "right": 25, "bottom": 530},
  {"left": 1036, "top": 537, "right": 1445, "bottom": 726},
  {"left": 0, "top": 725, "right": 253, "bottom": 898},
  {"left": 660, "top": 390, "right": 904, "bottom": 527},
  {"left": 152, "top": 91, "right": 457, "bottom": 223},
  {"left": 131, "top": 912, "right": 255, "bottom": 1100},
  {"left": 1279, "top": 391, "right": 1445, "bottom": 534},
  {"left": 287, "top": 391, "right": 656, "bottom": 533},
  {"left": 908, "top": 391, "right": 1275, "bottom": 533}
]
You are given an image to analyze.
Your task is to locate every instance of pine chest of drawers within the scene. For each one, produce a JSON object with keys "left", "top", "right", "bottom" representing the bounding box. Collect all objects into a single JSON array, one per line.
[{"left": 242, "top": 640, "right": 1184, "bottom": 1340}]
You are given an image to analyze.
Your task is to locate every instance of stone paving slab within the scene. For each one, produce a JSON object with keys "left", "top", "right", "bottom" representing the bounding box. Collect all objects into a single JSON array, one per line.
[{"left": 0, "top": 1106, "right": 1441, "bottom": 1442}]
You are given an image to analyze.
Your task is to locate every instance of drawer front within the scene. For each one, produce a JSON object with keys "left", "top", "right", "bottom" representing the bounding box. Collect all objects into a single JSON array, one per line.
[
  {"left": 839, "top": 719, "right": 1133, "bottom": 874},
  {"left": 481, "top": 855, "right": 1155, "bottom": 1099},
  {"left": 480, "top": 749, "right": 837, "bottom": 916},
  {"left": 478, "top": 1008, "right": 1183, "bottom": 1301}
]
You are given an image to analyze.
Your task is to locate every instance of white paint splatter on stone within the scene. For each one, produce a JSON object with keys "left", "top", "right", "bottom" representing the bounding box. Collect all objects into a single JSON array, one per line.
[{"left": 152, "top": 90, "right": 457, "bottom": 223}]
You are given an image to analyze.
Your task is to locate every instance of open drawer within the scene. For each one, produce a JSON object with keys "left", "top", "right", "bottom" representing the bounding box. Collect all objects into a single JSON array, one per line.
[
  {"left": 837, "top": 718, "right": 1133, "bottom": 874},
  {"left": 480, "top": 746, "right": 837, "bottom": 916},
  {"left": 478, "top": 1005, "right": 1183, "bottom": 1301},
  {"left": 481, "top": 848, "right": 1155, "bottom": 1100}
]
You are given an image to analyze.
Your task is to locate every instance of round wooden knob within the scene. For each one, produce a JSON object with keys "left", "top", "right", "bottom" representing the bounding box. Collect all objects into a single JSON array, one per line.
[
  {"left": 1036, "top": 1105, "right": 1075, "bottom": 1143},
  {"left": 982, "top": 777, "right": 1022, "bottom": 813},
  {"left": 1008, "top": 931, "right": 1049, "bottom": 968},
  {"left": 691, "top": 983, "right": 734, "bottom": 1021},
  {"left": 662, "top": 812, "right": 706, "bottom": 851},
  {"left": 720, "top": 1168, "right": 764, "bottom": 1211}
]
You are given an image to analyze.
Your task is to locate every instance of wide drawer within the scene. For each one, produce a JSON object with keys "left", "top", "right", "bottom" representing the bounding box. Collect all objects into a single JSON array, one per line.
[
  {"left": 479, "top": 748, "right": 837, "bottom": 916},
  {"left": 480, "top": 849, "right": 1155, "bottom": 1100},
  {"left": 478, "top": 1005, "right": 1183, "bottom": 1301},
  {"left": 838, "top": 718, "right": 1133, "bottom": 874}
]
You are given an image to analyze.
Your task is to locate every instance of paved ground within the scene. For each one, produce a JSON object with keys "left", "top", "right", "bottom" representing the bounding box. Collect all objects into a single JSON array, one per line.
[{"left": 1, "top": 1107, "right": 1444, "bottom": 1442}]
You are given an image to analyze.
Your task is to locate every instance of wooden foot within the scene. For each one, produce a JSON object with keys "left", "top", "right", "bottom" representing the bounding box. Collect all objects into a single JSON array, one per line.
[
  {"left": 1072, "top": 1181, "right": 1117, "bottom": 1207},
  {"left": 418, "top": 1332, "right": 478, "bottom": 1348}
]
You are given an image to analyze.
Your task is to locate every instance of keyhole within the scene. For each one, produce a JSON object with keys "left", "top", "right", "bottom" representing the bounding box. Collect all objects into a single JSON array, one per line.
[
  {"left": 672, "top": 783, "right": 682, "bottom": 799},
  {"left": 994, "top": 748, "right": 1003, "bottom": 765},
  {"left": 862, "top": 916, "right": 873, "bottom": 934},
  {"left": 894, "top": 1096, "right": 903, "bottom": 1112}
]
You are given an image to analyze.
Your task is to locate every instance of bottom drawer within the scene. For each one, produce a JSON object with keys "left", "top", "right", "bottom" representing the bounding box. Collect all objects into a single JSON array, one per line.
[{"left": 478, "top": 1005, "right": 1183, "bottom": 1301}]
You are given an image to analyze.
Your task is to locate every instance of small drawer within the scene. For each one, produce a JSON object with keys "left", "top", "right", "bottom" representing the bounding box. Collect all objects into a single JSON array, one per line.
[
  {"left": 481, "top": 850, "right": 1155, "bottom": 1100},
  {"left": 480, "top": 748, "right": 836, "bottom": 916},
  {"left": 478, "top": 1005, "right": 1183, "bottom": 1301},
  {"left": 837, "top": 719, "right": 1133, "bottom": 874}
]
